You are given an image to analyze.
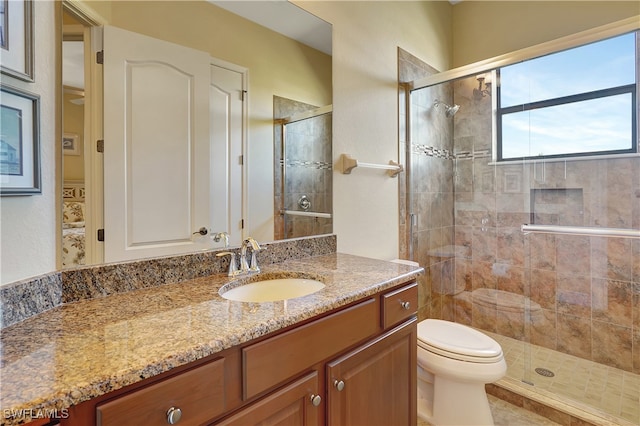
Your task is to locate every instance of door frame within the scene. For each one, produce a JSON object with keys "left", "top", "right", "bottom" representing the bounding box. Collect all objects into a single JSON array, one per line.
[
  {"left": 60, "top": 0, "right": 105, "bottom": 267},
  {"left": 210, "top": 56, "right": 248, "bottom": 245}
]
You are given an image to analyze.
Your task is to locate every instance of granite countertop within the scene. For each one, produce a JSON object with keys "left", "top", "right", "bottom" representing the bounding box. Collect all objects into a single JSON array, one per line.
[{"left": 0, "top": 253, "right": 423, "bottom": 426}]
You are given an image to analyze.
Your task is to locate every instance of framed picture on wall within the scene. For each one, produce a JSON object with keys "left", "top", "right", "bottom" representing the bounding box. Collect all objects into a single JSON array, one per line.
[
  {"left": 0, "top": 84, "right": 41, "bottom": 195},
  {"left": 63, "top": 133, "right": 80, "bottom": 156},
  {"left": 0, "top": 0, "right": 34, "bottom": 82}
]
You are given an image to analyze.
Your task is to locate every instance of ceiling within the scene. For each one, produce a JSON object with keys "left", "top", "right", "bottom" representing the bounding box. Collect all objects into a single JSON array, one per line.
[
  {"left": 63, "top": 40, "right": 84, "bottom": 90},
  {"left": 208, "top": 1, "right": 332, "bottom": 55}
]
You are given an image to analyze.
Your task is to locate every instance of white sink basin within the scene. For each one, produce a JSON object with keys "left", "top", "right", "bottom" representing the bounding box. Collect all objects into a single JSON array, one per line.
[{"left": 219, "top": 278, "right": 325, "bottom": 303}]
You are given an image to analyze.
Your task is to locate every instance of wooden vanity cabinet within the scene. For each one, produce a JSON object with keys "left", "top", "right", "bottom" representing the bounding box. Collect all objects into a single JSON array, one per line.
[
  {"left": 326, "top": 319, "right": 417, "bottom": 426},
  {"left": 62, "top": 280, "right": 417, "bottom": 426},
  {"left": 217, "top": 280, "right": 418, "bottom": 426}
]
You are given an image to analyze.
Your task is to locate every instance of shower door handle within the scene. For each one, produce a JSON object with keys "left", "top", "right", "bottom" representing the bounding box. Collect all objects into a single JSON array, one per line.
[{"left": 409, "top": 213, "right": 418, "bottom": 260}]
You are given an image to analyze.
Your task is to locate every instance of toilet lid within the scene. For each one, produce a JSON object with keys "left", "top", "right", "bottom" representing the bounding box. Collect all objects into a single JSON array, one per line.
[{"left": 417, "top": 319, "right": 504, "bottom": 363}]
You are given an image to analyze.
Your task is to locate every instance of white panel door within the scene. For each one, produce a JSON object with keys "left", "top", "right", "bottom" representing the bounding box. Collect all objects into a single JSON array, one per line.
[
  {"left": 210, "top": 61, "right": 245, "bottom": 247},
  {"left": 103, "top": 26, "right": 211, "bottom": 262}
]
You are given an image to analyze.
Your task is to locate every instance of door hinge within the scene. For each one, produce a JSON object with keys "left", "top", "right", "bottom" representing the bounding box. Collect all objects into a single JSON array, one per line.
[
  {"left": 240, "top": 219, "right": 244, "bottom": 230},
  {"left": 241, "top": 90, "right": 247, "bottom": 101},
  {"left": 96, "top": 50, "right": 104, "bottom": 64},
  {"left": 239, "top": 155, "right": 243, "bottom": 165},
  {"left": 97, "top": 140, "right": 104, "bottom": 153},
  {"left": 97, "top": 229, "right": 105, "bottom": 241}
]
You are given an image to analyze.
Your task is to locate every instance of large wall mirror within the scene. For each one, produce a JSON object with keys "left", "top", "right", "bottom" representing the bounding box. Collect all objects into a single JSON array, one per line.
[{"left": 61, "top": 0, "right": 332, "bottom": 269}]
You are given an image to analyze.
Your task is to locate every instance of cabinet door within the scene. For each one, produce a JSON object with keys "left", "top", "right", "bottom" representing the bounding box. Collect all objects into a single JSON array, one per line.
[
  {"left": 326, "top": 319, "right": 417, "bottom": 426},
  {"left": 216, "top": 371, "right": 321, "bottom": 426}
]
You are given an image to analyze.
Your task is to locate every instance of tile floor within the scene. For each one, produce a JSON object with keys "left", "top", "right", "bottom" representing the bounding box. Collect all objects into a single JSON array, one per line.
[
  {"left": 417, "top": 394, "right": 561, "bottom": 426},
  {"left": 487, "top": 331, "right": 640, "bottom": 425}
]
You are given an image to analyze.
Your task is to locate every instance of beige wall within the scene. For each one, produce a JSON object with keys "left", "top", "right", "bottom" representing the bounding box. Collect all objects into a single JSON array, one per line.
[
  {"left": 2, "top": 0, "right": 639, "bottom": 284},
  {"left": 453, "top": 1, "right": 640, "bottom": 67},
  {"left": 298, "top": 1, "right": 453, "bottom": 260},
  {"left": 0, "top": 1, "right": 57, "bottom": 284}
]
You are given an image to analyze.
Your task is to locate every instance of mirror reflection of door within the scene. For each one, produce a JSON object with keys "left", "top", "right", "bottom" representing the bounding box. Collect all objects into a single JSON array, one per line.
[
  {"left": 61, "top": 10, "right": 88, "bottom": 268},
  {"left": 60, "top": 19, "right": 247, "bottom": 266},
  {"left": 102, "top": 26, "right": 244, "bottom": 262}
]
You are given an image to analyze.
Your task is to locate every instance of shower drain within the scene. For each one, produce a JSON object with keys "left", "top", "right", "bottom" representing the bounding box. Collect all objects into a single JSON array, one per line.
[{"left": 535, "top": 367, "right": 555, "bottom": 378}]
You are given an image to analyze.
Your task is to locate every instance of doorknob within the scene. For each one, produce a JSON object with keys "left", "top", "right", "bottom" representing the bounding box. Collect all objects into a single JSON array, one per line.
[{"left": 192, "top": 227, "right": 208, "bottom": 236}]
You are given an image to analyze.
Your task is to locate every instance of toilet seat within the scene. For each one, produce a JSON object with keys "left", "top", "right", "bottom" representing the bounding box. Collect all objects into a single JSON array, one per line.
[{"left": 417, "top": 319, "right": 504, "bottom": 363}]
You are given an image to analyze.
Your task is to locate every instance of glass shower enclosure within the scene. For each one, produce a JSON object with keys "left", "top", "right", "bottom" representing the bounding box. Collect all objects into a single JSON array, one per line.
[{"left": 401, "top": 28, "right": 639, "bottom": 425}]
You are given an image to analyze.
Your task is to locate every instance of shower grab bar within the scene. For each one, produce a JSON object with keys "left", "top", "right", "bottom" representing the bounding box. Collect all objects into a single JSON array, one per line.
[
  {"left": 281, "top": 210, "right": 332, "bottom": 219},
  {"left": 521, "top": 224, "right": 640, "bottom": 239},
  {"left": 340, "top": 153, "right": 403, "bottom": 177}
]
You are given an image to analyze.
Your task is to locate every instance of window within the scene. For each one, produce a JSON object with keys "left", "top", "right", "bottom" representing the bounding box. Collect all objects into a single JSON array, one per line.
[{"left": 497, "top": 31, "right": 638, "bottom": 161}]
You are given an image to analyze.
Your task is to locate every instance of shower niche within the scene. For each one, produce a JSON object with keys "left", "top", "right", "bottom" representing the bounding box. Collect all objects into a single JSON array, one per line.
[{"left": 530, "top": 188, "right": 584, "bottom": 226}]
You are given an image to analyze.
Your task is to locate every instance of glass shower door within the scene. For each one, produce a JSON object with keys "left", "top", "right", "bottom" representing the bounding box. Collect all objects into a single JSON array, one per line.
[{"left": 280, "top": 106, "right": 333, "bottom": 239}]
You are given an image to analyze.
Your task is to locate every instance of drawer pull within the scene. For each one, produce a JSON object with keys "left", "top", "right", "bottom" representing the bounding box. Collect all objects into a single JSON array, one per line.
[
  {"left": 334, "top": 379, "right": 345, "bottom": 391},
  {"left": 166, "top": 407, "right": 182, "bottom": 424},
  {"left": 400, "top": 301, "right": 411, "bottom": 310},
  {"left": 310, "top": 394, "right": 322, "bottom": 407}
]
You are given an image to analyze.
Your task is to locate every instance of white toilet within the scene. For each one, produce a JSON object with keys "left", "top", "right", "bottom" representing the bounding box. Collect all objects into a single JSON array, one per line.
[{"left": 417, "top": 319, "right": 507, "bottom": 425}]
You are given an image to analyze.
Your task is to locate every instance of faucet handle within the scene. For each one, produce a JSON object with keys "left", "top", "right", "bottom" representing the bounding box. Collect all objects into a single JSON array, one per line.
[
  {"left": 216, "top": 251, "right": 238, "bottom": 276},
  {"left": 212, "top": 232, "right": 229, "bottom": 248}
]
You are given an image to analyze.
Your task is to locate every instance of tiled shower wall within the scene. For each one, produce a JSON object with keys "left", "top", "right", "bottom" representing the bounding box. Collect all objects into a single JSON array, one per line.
[
  {"left": 274, "top": 96, "right": 333, "bottom": 240},
  {"left": 398, "top": 49, "right": 640, "bottom": 374},
  {"left": 450, "top": 76, "right": 640, "bottom": 374}
]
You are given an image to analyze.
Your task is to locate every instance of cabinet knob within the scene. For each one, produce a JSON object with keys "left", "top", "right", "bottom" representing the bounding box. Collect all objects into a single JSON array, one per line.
[
  {"left": 166, "top": 407, "right": 182, "bottom": 424},
  {"left": 310, "top": 394, "right": 322, "bottom": 407},
  {"left": 400, "top": 301, "right": 411, "bottom": 310},
  {"left": 334, "top": 379, "right": 345, "bottom": 391}
]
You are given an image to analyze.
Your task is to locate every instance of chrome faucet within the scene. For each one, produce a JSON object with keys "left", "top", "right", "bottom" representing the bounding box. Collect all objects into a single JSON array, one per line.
[
  {"left": 212, "top": 231, "right": 230, "bottom": 247},
  {"left": 240, "top": 237, "right": 262, "bottom": 274}
]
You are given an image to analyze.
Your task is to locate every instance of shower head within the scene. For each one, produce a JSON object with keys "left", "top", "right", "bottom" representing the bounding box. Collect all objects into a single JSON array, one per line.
[{"left": 433, "top": 99, "right": 460, "bottom": 118}]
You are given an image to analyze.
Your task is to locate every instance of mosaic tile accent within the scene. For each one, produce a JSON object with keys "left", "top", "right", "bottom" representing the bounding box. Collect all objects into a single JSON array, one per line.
[
  {"left": 280, "top": 159, "right": 333, "bottom": 169},
  {"left": 412, "top": 144, "right": 455, "bottom": 160}
]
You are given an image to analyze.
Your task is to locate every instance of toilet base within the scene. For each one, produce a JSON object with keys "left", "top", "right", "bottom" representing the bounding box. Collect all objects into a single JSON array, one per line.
[{"left": 418, "top": 376, "right": 494, "bottom": 426}]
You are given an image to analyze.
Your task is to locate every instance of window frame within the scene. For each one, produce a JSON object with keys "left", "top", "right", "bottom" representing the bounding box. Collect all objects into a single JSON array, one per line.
[{"left": 496, "top": 34, "right": 638, "bottom": 162}]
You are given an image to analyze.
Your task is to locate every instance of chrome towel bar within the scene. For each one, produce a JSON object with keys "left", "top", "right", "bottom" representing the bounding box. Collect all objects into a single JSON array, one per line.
[
  {"left": 521, "top": 224, "right": 640, "bottom": 239},
  {"left": 281, "top": 210, "right": 332, "bottom": 219}
]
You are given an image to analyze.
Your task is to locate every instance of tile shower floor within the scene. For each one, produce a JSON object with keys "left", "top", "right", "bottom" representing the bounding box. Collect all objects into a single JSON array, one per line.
[{"left": 487, "top": 331, "right": 640, "bottom": 425}]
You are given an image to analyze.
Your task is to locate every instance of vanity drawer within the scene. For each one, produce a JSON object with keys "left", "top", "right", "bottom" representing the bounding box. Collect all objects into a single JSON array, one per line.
[
  {"left": 97, "top": 358, "right": 226, "bottom": 426},
  {"left": 382, "top": 281, "right": 417, "bottom": 329},
  {"left": 243, "top": 297, "right": 379, "bottom": 400}
]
